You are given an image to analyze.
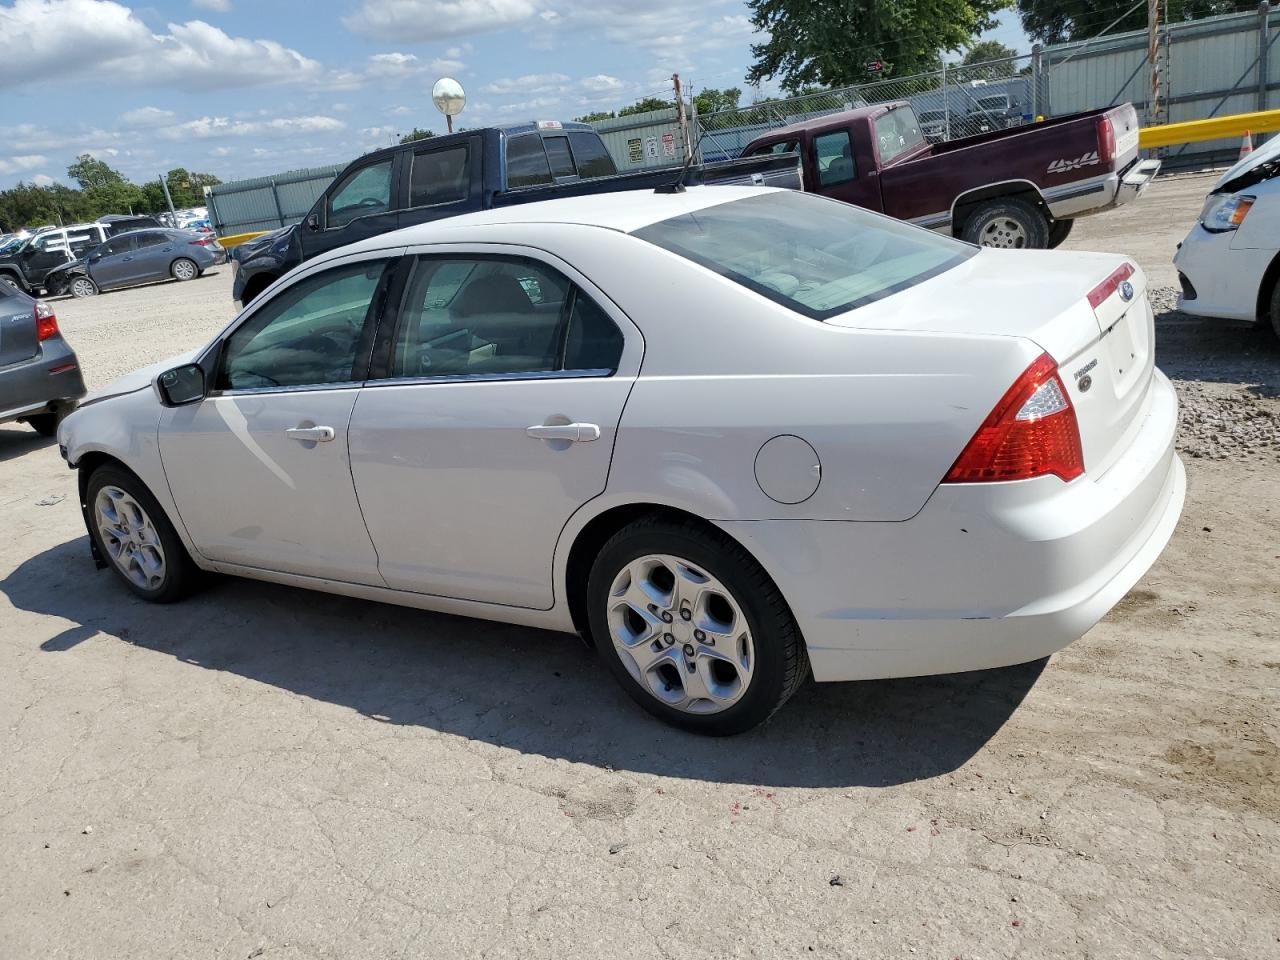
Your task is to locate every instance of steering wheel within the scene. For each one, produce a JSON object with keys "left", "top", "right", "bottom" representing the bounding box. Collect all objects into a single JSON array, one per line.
[{"left": 356, "top": 197, "right": 384, "bottom": 209}]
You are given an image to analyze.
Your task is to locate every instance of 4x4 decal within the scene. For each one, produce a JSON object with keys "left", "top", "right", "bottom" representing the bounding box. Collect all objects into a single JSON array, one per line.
[{"left": 1047, "top": 151, "right": 1100, "bottom": 174}]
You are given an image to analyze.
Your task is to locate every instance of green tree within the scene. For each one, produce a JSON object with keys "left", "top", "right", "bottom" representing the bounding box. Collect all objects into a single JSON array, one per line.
[
  {"left": 67, "top": 153, "right": 127, "bottom": 190},
  {"left": 963, "top": 39, "right": 1018, "bottom": 65},
  {"left": 693, "top": 87, "right": 743, "bottom": 116},
  {"left": 617, "top": 97, "right": 674, "bottom": 117},
  {"left": 574, "top": 110, "right": 616, "bottom": 123},
  {"left": 1016, "top": 0, "right": 1252, "bottom": 44},
  {"left": 746, "top": 0, "right": 1010, "bottom": 91},
  {"left": 399, "top": 127, "right": 435, "bottom": 144},
  {"left": 165, "top": 168, "right": 222, "bottom": 209}
]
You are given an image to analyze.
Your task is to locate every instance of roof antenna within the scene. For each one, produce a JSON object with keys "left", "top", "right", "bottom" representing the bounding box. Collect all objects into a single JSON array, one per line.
[{"left": 654, "top": 127, "right": 709, "bottom": 194}]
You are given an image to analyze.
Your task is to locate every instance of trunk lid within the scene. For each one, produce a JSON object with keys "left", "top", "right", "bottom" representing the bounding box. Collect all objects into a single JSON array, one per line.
[
  {"left": 826, "top": 248, "right": 1155, "bottom": 478},
  {"left": 0, "top": 292, "right": 38, "bottom": 366}
]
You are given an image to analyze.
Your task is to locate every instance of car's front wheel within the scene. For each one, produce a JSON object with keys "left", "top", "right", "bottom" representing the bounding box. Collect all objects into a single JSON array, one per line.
[
  {"left": 70, "top": 276, "right": 98, "bottom": 298},
  {"left": 587, "top": 517, "right": 809, "bottom": 735},
  {"left": 86, "top": 465, "right": 200, "bottom": 602}
]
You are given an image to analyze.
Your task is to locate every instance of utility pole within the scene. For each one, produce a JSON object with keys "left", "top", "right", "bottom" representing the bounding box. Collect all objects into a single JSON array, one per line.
[
  {"left": 672, "top": 73, "right": 692, "bottom": 162},
  {"left": 158, "top": 173, "right": 177, "bottom": 224},
  {"left": 1147, "top": 0, "right": 1163, "bottom": 128}
]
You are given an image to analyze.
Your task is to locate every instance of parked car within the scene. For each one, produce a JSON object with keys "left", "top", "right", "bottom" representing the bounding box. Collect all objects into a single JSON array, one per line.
[
  {"left": 743, "top": 101, "right": 1161, "bottom": 249},
  {"left": 1174, "top": 133, "right": 1280, "bottom": 337},
  {"left": 229, "top": 119, "right": 802, "bottom": 307},
  {"left": 98, "top": 214, "right": 164, "bottom": 236},
  {"left": 0, "top": 223, "right": 110, "bottom": 295},
  {"left": 0, "top": 285, "right": 85, "bottom": 436},
  {"left": 59, "top": 186, "right": 1184, "bottom": 735},
  {"left": 44, "top": 229, "right": 224, "bottom": 298},
  {"left": 917, "top": 109, "right": 948, "bottom": 143}
]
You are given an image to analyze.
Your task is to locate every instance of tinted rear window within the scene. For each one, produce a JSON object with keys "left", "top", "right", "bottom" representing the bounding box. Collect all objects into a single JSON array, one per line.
[
  {"left": 543, "top": 136, "right": 576, "bottom": 178},
  {"left": 632, "top": 191, "right": 973, "bottom": 320},
  {"left": 505, "top": 135, "right": 553, "bottom": 188},
  {"left": 567, "top": 132, "right": 616, "bottom": 179},
  {"left": 410, "top": 145, "right": 470, "bottom": 207}
]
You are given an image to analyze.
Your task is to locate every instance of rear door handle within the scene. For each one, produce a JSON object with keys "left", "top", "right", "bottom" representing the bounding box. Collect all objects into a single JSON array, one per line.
[
  {"left": 285, "top": 426, "right": 335, "bottom": 442},
  {"left": 526, "top": 422, "right": 600, "bottom": 442}
]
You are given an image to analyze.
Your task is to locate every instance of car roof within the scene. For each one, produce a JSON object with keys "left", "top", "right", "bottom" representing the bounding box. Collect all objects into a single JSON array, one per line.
[{"left": 337, "top": 184, "right": 778, "bottom": 256}]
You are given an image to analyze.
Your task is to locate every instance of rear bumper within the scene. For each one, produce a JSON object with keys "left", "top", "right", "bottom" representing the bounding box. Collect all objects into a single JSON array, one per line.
[
  {"left": 0, "top": 338, "right": 86, "bottom": 423},
  {"left": 1046, "top": 158, "right": 1161, "bottom": 221},
  {"left": 720, "top": 369, "right": 1184, "bottom": 682}
]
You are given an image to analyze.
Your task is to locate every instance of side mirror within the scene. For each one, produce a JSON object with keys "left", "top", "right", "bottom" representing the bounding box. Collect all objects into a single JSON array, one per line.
[
  {"left": 306, "top": 212, "right": 321, "bottom": 231},
  {"left": 157, "top": 363, "right": 206, "bottom": 406}
]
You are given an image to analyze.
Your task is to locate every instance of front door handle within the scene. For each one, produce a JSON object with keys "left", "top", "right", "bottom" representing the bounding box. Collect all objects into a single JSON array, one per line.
[
  {"left": 526, "top": 422, "right": 600, "bottom": 442},
  {"left": 285, "top": 425, "right": 335, "bottom": 442}
]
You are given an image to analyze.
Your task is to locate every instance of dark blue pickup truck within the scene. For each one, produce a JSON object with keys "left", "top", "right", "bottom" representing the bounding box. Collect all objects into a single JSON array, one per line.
[{"left": 231, "top": 120, "right": 800, "bottom": 306}]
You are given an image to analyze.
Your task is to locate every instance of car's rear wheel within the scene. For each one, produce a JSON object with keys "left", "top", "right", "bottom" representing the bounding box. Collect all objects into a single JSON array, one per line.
[
  {"left": 70, "top": 276, "right": 98, "bottom": 298},
  {"left": 86, "top": 465, "right": 200, "bottom": 603},
  {"left": 1047, "top": 218, "right": 1075, "bottom": 248},
  {"left": 962, "top": 198, "right": 1050, "bottom": 249},
  {"left": 1269, "top": 277, "right": 1280, "bottom": 340},
  {"left": 170, "top": 258, "right": 198, "bottom": 282},
  {"left": 587, "top": 517, "right": 809, "bottom": 735}
]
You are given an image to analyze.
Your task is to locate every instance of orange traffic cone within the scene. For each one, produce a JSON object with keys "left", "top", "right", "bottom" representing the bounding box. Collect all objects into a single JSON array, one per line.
[{"left": 1239, "top": 131, "right": 1254, "bottom": 160}]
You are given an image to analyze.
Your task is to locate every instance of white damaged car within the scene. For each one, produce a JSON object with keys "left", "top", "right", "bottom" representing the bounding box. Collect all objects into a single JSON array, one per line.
[
  {"left": 1175, "top": 134, "right": 1280, "bottom": 336},
  {"left": 59, "top": 187, "right": 1185, "bottom": 734}
]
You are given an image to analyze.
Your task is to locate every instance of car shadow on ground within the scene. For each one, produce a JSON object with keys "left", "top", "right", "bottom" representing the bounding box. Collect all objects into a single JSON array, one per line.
[
  {"left": 3, "top": 536, "right": 1046, "bottom": 788},
  {"left": 0, "top": 425, "right": 54, "bottom": 463},
  {"left": 1154, "top": 307, "right": 1280, "bottom": 397}
]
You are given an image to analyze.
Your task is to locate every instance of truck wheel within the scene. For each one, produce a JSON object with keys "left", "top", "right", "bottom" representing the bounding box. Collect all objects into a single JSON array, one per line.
[
  {"left": 1047, "top": 218, "right": 1075, "bottom": 248},
  {"left": 0, "top": 275, "right": 24, "bottom": 294},
  {"left": 962, "top": 198, "right": 1050, "bottom": 249},
  {"left": 1268, "top": 277, "right": 1280, "bottom": 340}
]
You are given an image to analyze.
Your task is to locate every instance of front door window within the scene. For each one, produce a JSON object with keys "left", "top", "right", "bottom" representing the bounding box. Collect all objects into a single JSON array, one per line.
[{"left": 327, "top": 160, "right": 393, "bottom": 229}]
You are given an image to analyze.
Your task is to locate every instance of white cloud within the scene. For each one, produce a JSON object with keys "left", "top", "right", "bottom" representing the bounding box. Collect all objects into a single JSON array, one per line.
[
  {"left": 0, "top": 154, "right": 48, "bottom": 175},
  {"left": 191, "top": 0, "right": 232, "bottom": 11},
  {"left": 580, "top": 74, "right": 624, "bottom": 93},
  {"left": 31, "top": 173, "right": 56, "bottom": 187},
  {"left": 344, "top": 0, "right": 540, "bottom": 40},
  {"left": 164, "top": 115, "right": 345, "bottom": 140},
  {"left": 119, "top": 106, "right": 177, "bottom": 128},
  {"left": 366, "top": 52, "right": 466, "bottom": 82},
  {"left": 485, "top": 72, "right": 569, "bottom": 95},
  {"left": 0, "top": 0, "right": 320, "bottom": 90}
]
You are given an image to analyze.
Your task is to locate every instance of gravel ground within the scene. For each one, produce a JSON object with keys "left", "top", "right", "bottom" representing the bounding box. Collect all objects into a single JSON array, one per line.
[{"left": 1, "top": 175, "right": 1277, "bottom": 959}]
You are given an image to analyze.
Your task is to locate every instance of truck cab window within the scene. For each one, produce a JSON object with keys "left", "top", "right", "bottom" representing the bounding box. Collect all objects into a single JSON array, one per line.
[
  {"left": 747, "top": 139, "right": 799, "bottom": 157},
  {"left": 567, "top": 132, "right": 617, "bottom": 179},
  {"left": 875, "top": 108, "right": 925, "bottom": 163},
  {"left": 814, "top": 131, "right": 856, "bottom": 186},
  {"left": 327, "top": 159, "right": 393, "bottom": 229},
  {"left": 410, "top": 145, "right": 470, "bottom": 207},
  {"left": 505, "top": 135, "right": 553, "bottom": 188},
  {"left": 543, "top": 136, "right": 577, "bottom": 179}
]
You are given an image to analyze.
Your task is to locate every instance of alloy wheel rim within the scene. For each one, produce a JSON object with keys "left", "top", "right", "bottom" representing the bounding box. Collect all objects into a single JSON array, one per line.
[
  {"left": 607, "top": 554, "right": 755, "bottom": 715},
  {"left": 94, "top": 485, "right": 166, "bottom": 590},
  {"left": 979, "top": 216, "right": 1028, "bottom": 249},
  {"left": 72, "top": 278, "right": 95, "bottom": 297},
  {"left": 174, "top": 260, "right": 195, "bottom": 280}
]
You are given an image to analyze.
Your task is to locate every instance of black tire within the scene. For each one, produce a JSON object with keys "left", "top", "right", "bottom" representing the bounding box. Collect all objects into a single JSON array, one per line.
[
  {"left": 961, "top": 197, "right": 1050, "bottom": 249},
  {"left": 586, "top": 516, "right": 809, "bottom": 736},
  {"left": 85, "top": 464, "right": 201, "bottom": 603},
  {"left": 1047, "top": 218, "right": 1075, "bottom": 249},
  {"left": 1269, "top": 277, "right": 1280, "bottom": 341},
  {"left": 170, "top": 258, "right": 198, "bottom": 282},
  {"left": 0, "top": 275, "right": 25, "bottom": 294}
]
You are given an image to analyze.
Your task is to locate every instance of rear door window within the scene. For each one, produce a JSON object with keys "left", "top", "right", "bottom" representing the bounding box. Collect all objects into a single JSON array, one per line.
[
  {"left": 505, "top": 135, "right": 553, "bottom": 188},
  {"left": 567, "top": 132, "right": 617, "bottom": 179},
  {"left": 543, "top": 136, "right": 577, "bottom": 179},
  {"left": 409, "top": 144, "right": 470, "bottom": 207},
  {"left": 134, "top": 232, "right": 168, "bottom": 249}
]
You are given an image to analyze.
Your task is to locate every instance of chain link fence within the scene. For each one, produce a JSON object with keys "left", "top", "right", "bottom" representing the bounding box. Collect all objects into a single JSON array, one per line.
[{"left": 694, "top": 53, "right": 1049, "bottom": 162}]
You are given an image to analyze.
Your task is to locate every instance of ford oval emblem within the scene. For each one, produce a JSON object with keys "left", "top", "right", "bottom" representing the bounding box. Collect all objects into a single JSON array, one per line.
[{"left": 1119, "top": 280, "right": 1134, "bottom": 302}]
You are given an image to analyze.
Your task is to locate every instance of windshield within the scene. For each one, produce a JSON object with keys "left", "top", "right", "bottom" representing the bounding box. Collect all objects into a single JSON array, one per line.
[{"left": 633, "top": 191, "right": 973, "bottom": 320}]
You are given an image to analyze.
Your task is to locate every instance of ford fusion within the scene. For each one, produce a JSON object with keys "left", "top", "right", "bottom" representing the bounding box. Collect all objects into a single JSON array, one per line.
[{"left": 58, "top": 187, "right": 1184, "bottom": 735}]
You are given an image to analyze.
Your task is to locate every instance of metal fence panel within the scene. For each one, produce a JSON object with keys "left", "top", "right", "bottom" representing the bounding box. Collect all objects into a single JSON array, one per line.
[
  {"left": 206, "top": 163, "right": 344, "bottom": 234},
  {"left": 592, "top": 108, "right": 687, "bottom": 171}
]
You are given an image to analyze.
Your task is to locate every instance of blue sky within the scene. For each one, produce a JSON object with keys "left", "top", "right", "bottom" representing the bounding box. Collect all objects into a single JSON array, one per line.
[{"left": 0, "top": 0, "right": 1030, "bottom": 190}]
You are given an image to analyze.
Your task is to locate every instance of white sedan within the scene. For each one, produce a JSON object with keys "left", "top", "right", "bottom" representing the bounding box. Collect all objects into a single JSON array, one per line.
[
  {"left": 59, "top": 187, "right": 1185, "bottom": 735},
  {"left": 1174, "top": 133, "right": 1280, "bottom": 336}
]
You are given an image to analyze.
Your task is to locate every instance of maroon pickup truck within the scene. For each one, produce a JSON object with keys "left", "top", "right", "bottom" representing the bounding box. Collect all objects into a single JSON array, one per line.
[{"left": 743, "top": 101, "right": 1161, "bottom": 249}]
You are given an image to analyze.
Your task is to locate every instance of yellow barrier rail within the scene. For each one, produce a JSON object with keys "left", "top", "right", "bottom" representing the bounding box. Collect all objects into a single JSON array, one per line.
[
  {"left": 1139, "top": 108, "right": 1280, "bottom": 149},
  {"left": 216, "top": 230, "right": 270, "bottom": 250}
]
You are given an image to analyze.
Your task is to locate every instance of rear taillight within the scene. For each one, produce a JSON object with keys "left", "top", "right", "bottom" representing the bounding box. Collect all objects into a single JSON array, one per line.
[
  {"left": 1087, "top": 262, "right": 1135, "bottom": 309},
  {"left": 1097, "top": 116, "right": 1116, "bottom": 164},
  {"left": 35, "top": 301, "right": 59, "bottom": 342},
  {"left": 943, "top": 353, "right": 1084, "bottom": 484},
  {"left": 190, "top": 237, "right": 216, "bottom": 246}
]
